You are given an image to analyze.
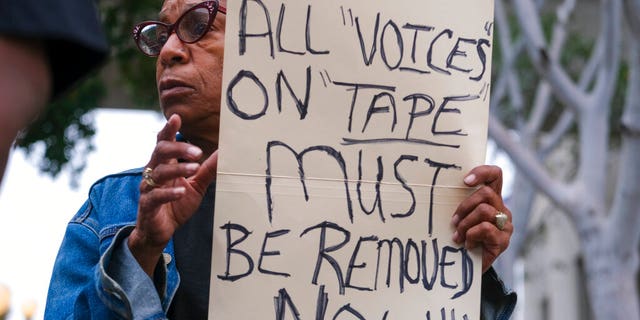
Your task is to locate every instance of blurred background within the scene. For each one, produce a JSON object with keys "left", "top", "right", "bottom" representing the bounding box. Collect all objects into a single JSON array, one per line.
[
  {"left": 1, "top": 0, "right": 639, "bottom": 319},
  {"left": 0, "top": 109, "right": 165, "bottom": 320}
]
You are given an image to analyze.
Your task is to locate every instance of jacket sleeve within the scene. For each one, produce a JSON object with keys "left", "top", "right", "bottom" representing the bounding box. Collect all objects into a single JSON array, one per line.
[
  {"left": 102, "top": 226, "right": 169, "bottom": 319},
  {"left": 480, "top": 267, "right": 517, "bottom": 320},
  {"left": 44, "top": 202, "right": 169, "bottom": 319},
  {"left": 44, "top": 200, "right": 122, "bottom": 319}
]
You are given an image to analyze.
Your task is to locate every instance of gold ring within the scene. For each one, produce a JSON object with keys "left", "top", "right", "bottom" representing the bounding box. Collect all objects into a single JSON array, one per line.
[
  {"left": 142, "top": 167, "right": 158, "bottom": 187},
  {"left": 495, "top": 212, "right": 508, "bottom": 231}
]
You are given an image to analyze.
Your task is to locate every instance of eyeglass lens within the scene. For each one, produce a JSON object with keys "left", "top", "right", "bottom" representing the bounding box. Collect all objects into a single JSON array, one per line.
[
  {"left": 179, "top": 7, "right": 211, "bottom": 41},
  {"left": 138, "top": 4, "right": 214, "bottom": 56}
]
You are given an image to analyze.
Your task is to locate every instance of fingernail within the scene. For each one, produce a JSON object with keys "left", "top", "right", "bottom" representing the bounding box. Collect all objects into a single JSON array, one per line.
[
  {"left": 187, "top": 147, "right": 202, "bottom": 158},
  {"left": 451, "top": 215, "right": 460, "bottom": 227},
  {"left": 452, "top": 231, "right": 459, "bottom": 243},
  {"left": 464, "top": 174, "right": 476, "bottom": 185},
  {"left": 173, "top": 187, "right": 186, "bottom": 195},
  {"left": 185, "top": 163, "right": 199, "bottom": 172}
]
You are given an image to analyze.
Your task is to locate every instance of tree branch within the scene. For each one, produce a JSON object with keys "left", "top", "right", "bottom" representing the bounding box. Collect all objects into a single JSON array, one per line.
[
  {"left": 495, "top": 0, "right": 525, "bottom": 120},
  {"left": 539, "top": 111, "right": 574, "bottom": 156},
  {"left": 574, "top": 0, "right": 622, "bottom": 208},
  {"left": 488, "top": 116, "right": 576, "bottom": 213},
  {"left": 539, "top": 36, "right": 602, "bottom": 154},
  {"left": 624, "top": 0, "right": 640, "bottom": 38},
  {"left": 608, "top": 36, "right": 640, "bottom": 256},
  {"left": 526, "top": 82, "right": 552, "bottom": 136},
  {"left": 590, "top": 0, "right": 622, "bottom": 111},
  {"left": 511, "top": 0, "right": 590, "bottom": 113},
  {"left": 526, "top": 0, "right": 575, "bottom": 134}
]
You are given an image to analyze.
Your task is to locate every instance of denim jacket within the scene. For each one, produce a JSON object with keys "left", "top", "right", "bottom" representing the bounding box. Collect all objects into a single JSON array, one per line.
[{"left": 44, "top": 168, "right": 516, "bottom": 319}]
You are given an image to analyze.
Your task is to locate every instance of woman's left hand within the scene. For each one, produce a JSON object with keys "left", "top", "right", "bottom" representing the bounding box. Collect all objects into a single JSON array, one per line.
[{"left": 451, "top": 165, "right": 513, "bottom": 273}]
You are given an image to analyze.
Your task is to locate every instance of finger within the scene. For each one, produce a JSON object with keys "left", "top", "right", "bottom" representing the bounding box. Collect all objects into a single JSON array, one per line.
[
  {"left": 191, "top": 150, "right": 219, "bottom": 194},
  {"left": 140, "top": 174, "right": 156, "bottom": 192},
  {"left": 138, "top": 186, "right": 187, "bottom": 213},
  {"left": 462, "top": 217, "right": 513, "bottom": 249},
  {"left": 157, "top": 114, "right": 181, "bottom": 143},
  {"left": 464, "top": 222, "right": 497, "bottom": 249},
  {"left": 152, "top": 141, "right": 203, "bottom": 164},
  {"left": 453, "top": 185, "right": 504, "bottom": 225},
  {"left": 146, "top": 115, "right": 184, "bottom": 169},
  {"left": 463, "top": 165, "right": 503, "bottom": 195},
  {"left": 453, "top": 202, "right": 498, "bottom": 243},
  {"left": 148, "top": 162, "right": 200, "bottom": 186},
  {"left": 463, "top": 222, "right": 511, "bottom": 272},
  {"left": 140, "top": 142, "right": 202, "bottom": 192}
]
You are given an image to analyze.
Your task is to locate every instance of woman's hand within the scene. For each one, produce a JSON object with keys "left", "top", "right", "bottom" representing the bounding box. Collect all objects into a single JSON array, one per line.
[
  {"left": 128, "top": 114, "right": 218, "bottom": 276},
  {"left": 452, "top": 165, "right": 512, "bottom": 273}
]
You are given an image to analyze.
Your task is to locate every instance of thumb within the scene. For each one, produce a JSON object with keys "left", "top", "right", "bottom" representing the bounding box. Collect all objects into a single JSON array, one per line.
[{"left": 193, "top": 150, "right": 218, "bottom": 192}]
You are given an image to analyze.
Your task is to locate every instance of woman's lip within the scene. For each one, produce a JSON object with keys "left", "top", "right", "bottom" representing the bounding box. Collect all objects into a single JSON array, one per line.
[
  {"left": 159, "top": 78, "right": 194, "bottom": 91},
  {"left": 160, "top": 86, "right": 195, "bottom": 100}
]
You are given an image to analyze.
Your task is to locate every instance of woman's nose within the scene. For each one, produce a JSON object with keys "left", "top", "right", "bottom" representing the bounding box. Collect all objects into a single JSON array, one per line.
[{"left": 158, "top": 32, "right": 189, "bottom": 66}]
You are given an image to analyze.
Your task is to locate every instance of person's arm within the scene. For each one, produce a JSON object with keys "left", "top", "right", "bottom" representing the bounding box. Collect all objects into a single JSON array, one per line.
[
  {"left": 0, "top": 36, "right": 51, "bottom": 186},
  {"left": 44, "top": 201, "right": 125, "bottom": 319},
  {"left": 104, "top": 227, "right": 169, "bottom": 319},
  {"left": 45, "top": 179, "right": 172, "bottom": 319},
  {"left": 451, "top": 166, "right": 517, "bottom": 319}
]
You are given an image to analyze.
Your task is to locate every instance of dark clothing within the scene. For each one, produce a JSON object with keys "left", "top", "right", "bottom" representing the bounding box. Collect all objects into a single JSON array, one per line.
[
  {"left": 0, "top": 0, "right": 109, "bottom": 99},
  {"left": 168, "top": 183, "right": 216, "bottom": 319}
]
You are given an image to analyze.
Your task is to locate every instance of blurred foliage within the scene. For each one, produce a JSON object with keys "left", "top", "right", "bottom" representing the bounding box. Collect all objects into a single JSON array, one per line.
[
  {"left": 15, "top": 1, "right": 160, "bottom": 187},
  {"left": 16, "top": 77, "right": 103, "bottom": 187}
]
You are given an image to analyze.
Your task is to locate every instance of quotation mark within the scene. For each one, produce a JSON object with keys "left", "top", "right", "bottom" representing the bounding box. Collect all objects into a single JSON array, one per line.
[
  {"left": 484, "top": 21, "right": 493, "bottom": 36},
  {"left": 319, "top": 70, "right": 333, "bottom": 87},
  {"left": 340, "top": 6, "right": 354, "bottom": 26},
  {"left": 479, "top": 82, "right": 490, "bottom": 101}
]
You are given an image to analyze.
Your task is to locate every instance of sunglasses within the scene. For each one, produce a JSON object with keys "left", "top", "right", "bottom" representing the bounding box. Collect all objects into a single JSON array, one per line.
[{"left": 133, "top": 0, "right": 226, "bottom": 57}]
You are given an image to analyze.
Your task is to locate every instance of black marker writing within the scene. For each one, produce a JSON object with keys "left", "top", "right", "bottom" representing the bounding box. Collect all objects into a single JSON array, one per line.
[
  {"left": 266, "top": 141, "right": 353, "bottom": 224},
  {"left": 240, "top": 1, "right": 329, "bottom": 58}
]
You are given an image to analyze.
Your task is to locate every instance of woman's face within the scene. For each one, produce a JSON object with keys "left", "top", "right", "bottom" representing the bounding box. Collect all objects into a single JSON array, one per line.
[{"left": 155, "top": 0, "right": 226, "bottom": 146}]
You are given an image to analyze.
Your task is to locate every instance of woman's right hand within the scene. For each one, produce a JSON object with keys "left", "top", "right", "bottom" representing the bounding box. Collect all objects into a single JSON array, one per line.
[{"left": 128, "top": 114, "right": 218, "bottom": 276}]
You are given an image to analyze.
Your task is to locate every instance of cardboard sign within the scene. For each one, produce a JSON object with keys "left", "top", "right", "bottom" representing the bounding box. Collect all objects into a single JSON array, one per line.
[{"left": 210, "top": 0, "right": 494, "bottom": 318}]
